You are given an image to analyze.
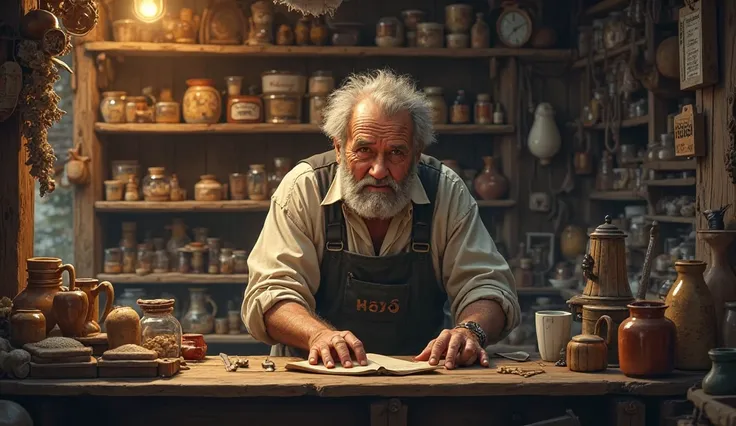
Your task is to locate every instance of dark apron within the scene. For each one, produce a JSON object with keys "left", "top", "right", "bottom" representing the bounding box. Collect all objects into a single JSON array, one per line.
[{"left": 271, "top": 151, "right": 449, "bottom": 357}]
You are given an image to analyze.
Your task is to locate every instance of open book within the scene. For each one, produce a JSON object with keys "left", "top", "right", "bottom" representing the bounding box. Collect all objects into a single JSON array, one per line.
[{"left": 284, "top": 353, "right": 441, "bottom": 376}]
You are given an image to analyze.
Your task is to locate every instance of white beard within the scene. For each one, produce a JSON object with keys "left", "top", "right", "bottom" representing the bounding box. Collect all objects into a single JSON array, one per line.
[{"left": 337, "top": 154, "right": 417, "bottom": 220}]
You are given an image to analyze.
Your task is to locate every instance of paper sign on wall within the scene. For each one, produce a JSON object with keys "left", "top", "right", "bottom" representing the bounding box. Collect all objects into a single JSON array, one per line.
[{"left": 674, "top": 104, "right": 705, "bottom": 157}]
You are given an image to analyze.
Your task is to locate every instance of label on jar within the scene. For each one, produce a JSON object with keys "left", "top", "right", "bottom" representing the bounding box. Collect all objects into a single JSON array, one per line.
[
  {"left": 475, "top": 103, "right": 492, "bottom": 124},
  {"left": 230, "top": 101, "right": 261, "bottom": 121},
  {"left": 451, "top": 105, "right": 470, "bottom": 124},
  {"left": 268, "top": 98, "right": 298, "bottom": 119}
]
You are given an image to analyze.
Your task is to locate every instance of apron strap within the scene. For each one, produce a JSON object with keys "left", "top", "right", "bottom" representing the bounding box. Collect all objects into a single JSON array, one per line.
[{"left": 412, "top": 155, "right": 442, "bottom": 253}]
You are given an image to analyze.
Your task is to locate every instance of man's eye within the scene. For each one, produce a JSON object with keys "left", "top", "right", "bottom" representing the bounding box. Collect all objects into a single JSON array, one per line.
[
  {"left": 357, "top": 147, "right": 371, "bottom": 153},
  {"left": 391, "top": 149, "right": 404, "bottom": 156}
]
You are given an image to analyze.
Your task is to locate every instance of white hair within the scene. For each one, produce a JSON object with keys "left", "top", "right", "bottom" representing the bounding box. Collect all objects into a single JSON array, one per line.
[{"left": 321, "top": 69, "right": 437, "bottom": 151}]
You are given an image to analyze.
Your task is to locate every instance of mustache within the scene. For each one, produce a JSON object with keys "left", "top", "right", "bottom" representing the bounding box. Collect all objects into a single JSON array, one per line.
[{"left": 354, "top": 175, "right": 401, "bottom": 192}]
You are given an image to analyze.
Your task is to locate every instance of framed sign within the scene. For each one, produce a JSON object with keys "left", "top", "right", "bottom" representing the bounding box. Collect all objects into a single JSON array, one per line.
[
  {"left": 679, "top": 0, "right": 718, "bottom": 90},
  {"left": 674, "top": 104, "right": 705, "bottom": 157}
]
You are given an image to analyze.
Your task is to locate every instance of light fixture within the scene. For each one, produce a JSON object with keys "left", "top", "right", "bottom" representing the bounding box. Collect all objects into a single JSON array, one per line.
[{"left": 133, "top": 0, "right": 166, "bottom": 23}]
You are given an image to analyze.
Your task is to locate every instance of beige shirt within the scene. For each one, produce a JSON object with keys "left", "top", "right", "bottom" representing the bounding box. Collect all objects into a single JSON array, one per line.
[{"left": 242, "top": 158, "right": 521, "bottom": 346}]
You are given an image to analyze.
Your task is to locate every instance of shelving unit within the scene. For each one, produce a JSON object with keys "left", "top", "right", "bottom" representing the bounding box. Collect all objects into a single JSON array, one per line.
[{"left": 97, "top": 273, "right": 249, "bottom": 284}]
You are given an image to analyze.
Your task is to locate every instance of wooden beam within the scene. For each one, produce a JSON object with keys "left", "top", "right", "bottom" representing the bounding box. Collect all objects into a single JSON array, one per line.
[
  {"left": 499, "top": 58, "right": 519, "bottom": 252},
  {"left": 0, "top": 0, "right": 36, "bottom": 299}
]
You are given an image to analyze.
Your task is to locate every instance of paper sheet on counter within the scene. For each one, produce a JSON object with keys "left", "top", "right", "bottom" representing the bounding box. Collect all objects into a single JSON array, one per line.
[{"left": 284, "top": 353, "right": 441, "bottom": 376}]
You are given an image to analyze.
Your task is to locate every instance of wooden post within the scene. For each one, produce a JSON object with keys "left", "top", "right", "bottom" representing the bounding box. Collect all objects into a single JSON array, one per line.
[
  {"left": 0, "top": 0, "right": 37, "bottom": 299},
  {"left": 499, "top": 57, "right": 519, "bottom": 252}
]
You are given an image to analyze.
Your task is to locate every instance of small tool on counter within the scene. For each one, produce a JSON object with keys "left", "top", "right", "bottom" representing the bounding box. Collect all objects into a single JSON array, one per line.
[
  {"left": 219, "top": 353, "right": 248, "bottom": 372},
  {"left": 262, "top": 357, "right": 276, "bottom": 372},
  {"left": 494, "top": 351, "right": 530, "bottom": 362}
]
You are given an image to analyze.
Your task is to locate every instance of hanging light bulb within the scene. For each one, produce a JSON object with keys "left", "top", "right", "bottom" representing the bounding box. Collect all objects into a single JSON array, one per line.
[{"left": 133, "top": 0, "right": 166, "bottom": 23}]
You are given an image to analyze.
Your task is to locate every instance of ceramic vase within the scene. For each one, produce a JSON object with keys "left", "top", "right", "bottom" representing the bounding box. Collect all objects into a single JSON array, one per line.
[
  {"left": 473, "top": 156, "right": 508, "bottom": 200},
  {"left": 698, "top": 230, "right": 736, "bottom": 345},
  {"left": 181, "top": 288, "right": 218, "bottom": 334},
  {"left": 665, "top": 260, "right": 717, "bottom": 370},
  {"left": 618, "top": 301, "right": 675, "bottom": 377},
  {"left": 702, "top": 348, "right": 736, "bottom": 395},
  {"left": 182, "top": 79, "right": 222, "bottom": 124},
  {"left": 527, "top": 103, "right": 561, "bottom": 165}
]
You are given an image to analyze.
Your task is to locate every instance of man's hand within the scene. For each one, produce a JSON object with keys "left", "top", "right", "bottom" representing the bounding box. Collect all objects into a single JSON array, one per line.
[
  {"left": 414, "top": 328, "right": 490, "bottom": 369},
  {"left": 307, "top": 330, "right": 368, "bottom": 368}
]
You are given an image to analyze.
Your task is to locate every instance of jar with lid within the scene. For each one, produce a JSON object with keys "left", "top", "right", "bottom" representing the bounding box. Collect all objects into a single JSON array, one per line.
[
  {"left": 177, "top": 249, "right": 191, "bottom": 274},
  {"left": 376, "top": 17, "right": 403, "bottom": 47},
  {"left": 268, "top": 157, "right": 292, "bottom": 196},
  {"left": 474, "top": 94, "right": 492, "bottom": 124},
  {"left": 190, "top": 243, "right": 205, "bottom": 274},
  {"left": 104, "top": 248, "right": 122, "bottom": 274},
  {"left": 227, "top": 85, "right": 263, "bottom": 124},
  {"left": 207, "top": 237, "right": 221, "bottom": 274},
  {"left": 120, "top": 221, "right": 137, "bottom": 250},
  {"left": 233, "top": 250, "right": 249, "bottom": 274},
  {"left": 450, "top": 90, "right": 470, "bottom": 124},
  {"left": 100, "top": 91, "right": 127, "bottom": 123},
  {"left": 628, "top": 216, "right": 648, "bottom": 248},
  {"left": 135, "top": 244, "right": 152, "bottom": 275},
  {"left": 592, "top": 19, "right": 605, "bottom": 53},
  {"left": 219, "top": 248, "right": 234, "bottom": 274},
  {"left": 142, "top": 167, "right": 171, "bottom": 201},
  {"left": 138, "top": 299, "right": 183, "bottom": 359},
  {"left": 595, "top": 151, "right": 614, "bottom": 191},
  {"left": 153, "top": 249, "right": 169, "bottom": 273},
  {"left": 417, "top": 22, "right": 444, "bottom": 48},
  {"left": 194, "top": 174, "right": 223, "bottom": 202},
  {"left": 247, "top": 164, "right": 269, "bottom": 201},
  {"left": 308, "top": 71, "right": 334, "bottom": 95},
  {"left": 424, "top": 87, "right": 447, "bottom": 125},
  {"left": 309, "top": 94, "right": 328, "bottom": 125},
  {"left": 604, "top": 12, "right": 626, "bottom": 50},
  {"left": 122, "top": 247, "right": 136, "bottom": 274},
  {"left": 125, "top": 96, "right": 154, "bottom": 123}
]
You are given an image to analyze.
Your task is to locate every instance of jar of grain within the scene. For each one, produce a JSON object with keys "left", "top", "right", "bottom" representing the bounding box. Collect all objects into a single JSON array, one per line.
[
  {"left": 376, "top": 17, "right": 403, "bottom": 47},
  {"left": 142, "top": 167, "right": 171, "bottom": 201},
  {"left": 104, "top": 180, "right": 125, "bottom": 201},
  {"left": 104, "top": 248, "right": 122, "bottom": 274},
  {"left": 194, "top": 174, "right": 222, "bottom": 202},
  {"left": 424, "top": 87, "right": 447, "bottom": 125},
  {"left": 232, "top": 250, "right": 249, "bottom": 274},
  {"left": 474, "top": 93, "right": 492, "bottom": 124},
  {"left": 138, "top": 299, "right": 182, "bottom": 359},
  {"left": 219, "top": 248, "right": 234, "bottom": 274},
  {"left": 417, "top": 22, "right": 443, "bottom": 48},
  {"left": 247, "top": 164, "right": 269, "bottom": 201},
  {"left": 100, "top": 91, "right": 127, "bottom": 123}
]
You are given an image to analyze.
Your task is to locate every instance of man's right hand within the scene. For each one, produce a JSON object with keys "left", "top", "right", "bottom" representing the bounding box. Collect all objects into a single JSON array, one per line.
[{"left": 307, "top": 330, "right": 368, "bottom": 368}]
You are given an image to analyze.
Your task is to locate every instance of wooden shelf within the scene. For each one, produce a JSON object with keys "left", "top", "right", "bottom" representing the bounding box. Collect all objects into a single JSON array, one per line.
[
  {"left": 644, "top": 215, "right": 696, "bottom": 225},
  {"left": 94, "top": 122, "right": 515, "bottom": 135},
  {"left": 95, "top": 200, "right": 270, "bottom": 212},
  {"left": 591, "top": 115, "right": 649, "bottom": 129},
  {"left": 644, "top": 178, "right": 696, "bottom": 187},
  {"left": 96, "top": 273, "right": 248, "bottom": 284},
  {"left": 589, "top": 191, "right": 646, "bottom": 201},
  {"left": 84, "top": 42, "right": 572, "bottom": 61},
  {"left": 572, "top": 39, "right": 646, "bottom": 69},
  {"left": 204, "top": 334, "right": 259, "bottom": 344},
  {"left": 643, "top": 159, "right": 697, "bottom": 171},
  {"left": 583, "top": 0, "right": 629, "bottom": 18}
]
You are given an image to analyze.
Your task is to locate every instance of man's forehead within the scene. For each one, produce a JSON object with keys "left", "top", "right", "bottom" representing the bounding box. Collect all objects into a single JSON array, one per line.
[{"left": 350, "top": 98, "right": 411, "bottom": 124}]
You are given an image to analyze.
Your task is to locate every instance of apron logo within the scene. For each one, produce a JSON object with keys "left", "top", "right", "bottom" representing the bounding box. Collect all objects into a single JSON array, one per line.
[{"left": 356, "top": 298, "right": 400, "bottom": 314}]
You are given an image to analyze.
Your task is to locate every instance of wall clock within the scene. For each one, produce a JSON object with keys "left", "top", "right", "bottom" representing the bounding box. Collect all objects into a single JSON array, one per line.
[{"left": 496, "top": 2, "right": 533, "bottom": 48}]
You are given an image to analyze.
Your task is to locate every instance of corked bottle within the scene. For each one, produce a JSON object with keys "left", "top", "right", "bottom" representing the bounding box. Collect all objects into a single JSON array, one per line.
[{"left": 450, "top": 90, "right": 470, "bottom": 124}]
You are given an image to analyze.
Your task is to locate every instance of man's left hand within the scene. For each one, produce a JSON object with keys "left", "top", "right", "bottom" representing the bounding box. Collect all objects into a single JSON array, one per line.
[{"left": 414, "top": 328, "right": 490, "bottom": 369}]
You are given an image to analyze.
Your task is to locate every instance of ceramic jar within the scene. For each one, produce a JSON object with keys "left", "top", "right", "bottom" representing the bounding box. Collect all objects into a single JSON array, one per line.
[
  {"left": 263, "top": 94, "right": 302, "bottom": 123},
  {"left": 155, "top": 101, "right": 180, "bottom": 123},
  {"left": 527, "top": 103, "right": 562, "bottom": 165},
  {"left": 181, "top": 288, "right": 218, "bottom": 334},
  {"left": 104, "top": 180, "right": 125, "bottom": 201},
  {"left": 702, "top": 348, "right": 736, "bottom": 395},
  {"left": 247, "top": 164, "right": 269, "bottom": 200},
  {"left": 308, "top": 71, "right": 334, "bottom": 95},
  {"left": 401, "top": 9, "right": 425, "bottom": 31},
  {"left": 618, "top": 301, "right": 675, "bottom": 377},
  {"left": 14, "top": 257, "right": 76, "bottom": 333},
  {"left": 112, "top": 19, "right": 138, "bottom": 42},
  {"left": 474, "top": 94, "right": 492, "bottom": 124},
  {"left": 183, "top": 78, "right": 222, "bottom": 124},
  {"left": 417, "top": 22, "right": 443, "bottom": 48},
  {"left": 100, "top": 91, "right": 127, "bottom": 123},
  {"left": 9, "top": 309, "right": 46, "bottom": 348},
  {"left": 194, "top": 174, "right": 222, "bottom": 202},
  {"left": 104, "top": 306, "right": 141, "bottom": 349},
  {"left": 445, "top": 4, "right": 473, "bottom": 34},
  {"left": 173, "top": 8, "right": 199, "bottom": 43},
  {"left": 446, "top": 33, "right": 468, "bottom": 48},
  {"left": 181, "top": 333, "right": 208, "bottom": 361},
  {"left": 376, "top": 16, "right": 403, "bottom": 47},
  {"left": 229, "top": 173, "right": 248, "bottom": 200},
  {"left": 566, "top": 314, "right": 612, "bottom": 372},
  {"left": 473, "top": 156, "right": 508, "bottom": 200},
  {"left": 470, "top": 13, "right": 489, "bottom": 48},
  {"left": 424, "top": 87, "right": 447, "bottom": 124},
  {"left": 665, "top": 260, "right": 717, "bottom": 370},
  {"left": 125, "top": 96, "right": 153, "bottom": 123},
  {"left": 142, "top": 167, "right": 171, "bottom": 201},
  {"left": 725, "top": 302, "right": 736, "bottom": 347}
]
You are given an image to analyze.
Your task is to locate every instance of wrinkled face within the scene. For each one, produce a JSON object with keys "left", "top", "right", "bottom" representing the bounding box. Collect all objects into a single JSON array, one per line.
[{"left": 335, "top": 99, "right": 419, "bottom": 220}]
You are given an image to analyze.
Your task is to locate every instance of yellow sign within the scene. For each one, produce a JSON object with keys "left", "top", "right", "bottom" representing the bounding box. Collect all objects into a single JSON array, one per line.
[{"left": 674, "top": 104, "right": 705, "bottom": 157}]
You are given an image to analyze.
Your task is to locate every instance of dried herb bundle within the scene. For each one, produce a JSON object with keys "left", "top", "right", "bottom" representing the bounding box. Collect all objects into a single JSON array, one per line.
[
  {"left": 273, "top": 0, "right": 343, "bottom": 16},
  {"left": 16, "top": 38, "right": 71, "bottom": 196}
]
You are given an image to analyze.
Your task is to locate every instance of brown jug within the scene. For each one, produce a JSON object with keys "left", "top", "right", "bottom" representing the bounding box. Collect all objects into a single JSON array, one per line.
[
  {"left": 473, "top": 156, "right": 508, "bottom": 200},
  {"left": 566, "top": 314, "right": 612, "bottom": 372},
  {"left": 618, "top": 301, "right": 675, "bottom": 377},
  {"left": 74, "top": 278, "right": 115, "bottom": 337},
  {"left": 52, "top": 281, "right": 88, "bottom": 337},
  {"left": 13, "top": 257, "right": 76, "bottom": 333}
]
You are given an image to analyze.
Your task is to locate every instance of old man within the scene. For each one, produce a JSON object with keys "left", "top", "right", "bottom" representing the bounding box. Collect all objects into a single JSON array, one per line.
[{"left": 243, "top": 69, "right": 520, "bottom": 370}]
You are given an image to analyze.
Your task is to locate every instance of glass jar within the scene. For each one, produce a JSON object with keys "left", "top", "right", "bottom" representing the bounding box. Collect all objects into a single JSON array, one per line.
[
  {"left": 177, "top": 249, "right": 191, "bottom": 274},
  {"left": 309, "top": 94, "right": 328, "bottom": 125},
  {"left": 190, "top": 243, "right": 205, "bottom": 273},
  {"left": 604, "top": 12, "right": 626, "bottom": 50},
  {"left": 375, "top": 16, "right": 403, "bottom": 47},
  {"left": 628, "top": 216, "right": 648, "bottom": 248},
  {"left": 142, "top": 167, "right": 171, "bottom": 201},
  {"left": 424, "top": 87, "right": 447, "bottom": 125},
  {"left": 120, "top": 221, "right": 137, "bottom": 250},
  {"left": 618, "top": 144, "right": 637, "bottom": 166},
  {"left": 138, "top": 299, "right": 182, "bottom": 359},
  {"left": 596, "top": 151, "right": 614, "bottom": 191},
  {"left": 100, "top": 91, "right": 127, "bottom": 123},
  {"left": 657, "top": 133, "right": 676, "bottom": 160},
  {"left": 153, "top": 249, "right": 169, "bottom": 273},
  {"left": 219, "top": 248, "right": 234, "bottom": 274},
  {"left": 112, "top": 160, "right": 140, "bottom": 185},
  {"left": 125, "top": 96, "right": 154, "bottom": 123},
  {"left": 577, "top": 26, "right": 592, "bottom": 57},
  {"left": 592, "top": 19, "right": 605, "bottom": 53},
  {"left": 308, "top": 70, "right": 334, "bottom": 95},
  {"left": 474, "top": 93, "right": 492, "bottom": 124},
  {"left": 192, "top": 227, "right": 208, "bottom": 244},
  {"left": 233, "top": 250, "right": 249, "bottom": 274},
  {"left": 247, "top": 164, "right": 269, "bottom": 201},
  {"left": 268, "top": 157, "right": 292, "bottom": 196},
  {"left": 104, "top": 248, "right": 122, "bottom": 274},
  {"left": 450, "top": 90, "right": 470, "bottom": 124},
  {"left": 122, "top": 247, "right": 136, "bottom": 274},
  {"left": 417, "top": 22, "right": 444, "bottom": 48},
  {"left": 135, "top": 244, "right": 152, "bottom": 275},
  {"left": 207, "top": 237, "right": 221, "bottom": 274}
]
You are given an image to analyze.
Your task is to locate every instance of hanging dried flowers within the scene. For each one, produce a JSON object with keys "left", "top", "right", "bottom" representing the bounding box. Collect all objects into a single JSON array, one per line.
[{"left": 272, "top": 0, "right": 343, "bottom": 16}]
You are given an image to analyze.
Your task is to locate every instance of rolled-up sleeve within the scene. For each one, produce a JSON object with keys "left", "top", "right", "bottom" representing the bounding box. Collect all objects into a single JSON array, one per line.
[
  {"left": 438, "top": 173, "right": 521, "bottom": 341},
  {"left": 242, "top": 165, "right": 322, "bottom": 345}
]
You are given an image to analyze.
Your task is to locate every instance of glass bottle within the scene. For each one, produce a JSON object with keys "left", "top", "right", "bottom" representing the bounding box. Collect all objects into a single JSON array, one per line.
[
  {"left": 424, "top": 87, "right": 447, "bottom": 125},
  {"left": 474, "top": 93, "right": 492, "bottom": 124},
  {"left": 375, "top": 16, "right": 403, "bottom": 47},
  {"left": 190, "top": 243, "right": 205, "bottom": 274},
  {"left": 219, "top": 248, "right": 234, "bottom": 274},
  {"left": 104, "top": 248, "right": 122, "bottom": 274},
  {"left": 153, "top": 249, "right": 169, "bottom": 273},
  {"left": 177, "top": 249, "right": 191, "bottom": 274},
  {"left": 206, "top": 237, "right": 221, "bottom": 274},
  {"left": 493, "top": 103, "right": 504, "bottom": 124},
  {"left": 233, "top": 250, "right": 249, "bottom": 274},
  {"left": 247, "top": 164, "right": 269, "bottom": 201},
  {"left": 450, "top": 90, "right": 470, "bottom": 124},
  {"left": 135, "top": 243, "right": 152, "bottom": 275},
  {"left": 268, "top": 157, "right": 292, "bottom": 196},
  {"left": 122, "top": 247, "right": 136, "bottom": 274},
  {"left": 596, "top": 151, "right": 614, "bottom": 191},
  {"left": 470, "top": 13, "right": 489, "bottom": 48},
  {"left": 142, "top": 167, "right": 171, "bottom": 201},
  {"left": 138, "top": 299, "right": 183, "bottom": 359}
]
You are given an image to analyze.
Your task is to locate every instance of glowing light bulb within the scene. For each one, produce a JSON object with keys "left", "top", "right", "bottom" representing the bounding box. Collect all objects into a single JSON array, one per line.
[{"left": 133, "top": 0, "right": 165, "bottom": 23}]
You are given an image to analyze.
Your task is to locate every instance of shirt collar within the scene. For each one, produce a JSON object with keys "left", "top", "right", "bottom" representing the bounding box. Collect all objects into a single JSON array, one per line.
[{"left": 320, "top": 169, "right": 430, "bottom": 206}]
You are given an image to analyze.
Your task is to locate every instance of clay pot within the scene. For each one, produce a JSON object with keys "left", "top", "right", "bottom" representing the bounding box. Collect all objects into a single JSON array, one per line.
[
  {"left": 74, "top": 278, "right": 115, "bottom": 337},
  {"left": 473, "top": 156, "right": 508, "bottom": 200},
  {"left": 702, "top": 348, "right": 736, "bottom": 395},
  {"left": 105, "top": 306, "right": 141, "bottom": 349},
  {"left": 560, "top": 225, "right": 586, "bottom": 261},
  {"left": 665, "top": 260, "right": 717, "bottom": 370},
  {"left": 566, "top": 314, "right": 612, "bottom": 372},
  {"left": 618, "top": 301, "right": 676, "bottom": 377},
  {"left": 181, "top": 333, "right": 208, "bottom": 361},
  {"left": 194, "top": 174, "right": 223, "bottom": 202},
  {"left": 52, "top": 286, "right": 89, "bottom": 337},
  {"left": 699, "top": 231, "right": 736, "bottom": 346},
  {"left": 13, "top": 257, "right": 76, "bottom": 333},
  {"left": 9, "top": 309, "right": 46, "bottom": 348}
]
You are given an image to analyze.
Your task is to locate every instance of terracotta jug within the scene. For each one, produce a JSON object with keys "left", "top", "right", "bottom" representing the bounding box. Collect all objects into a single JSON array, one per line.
[
  {"left": 74, "top": 278, "right": 115, "bottom": 336},
  {"left": 473, "top": 156, "right": 508, "bottom": 200},
  {"left": 13, "top": 257, "right": 76, "bottom": 333},
  {"left": 52, "top": 281, "right": 88, "bottom": 337},
  {"left": 698, "top": 230, "right": 736, "bottom": 345},
  {"left": 665, "top": 260, "right": 717, "bottom": 370},
  {"left": 618, "top": 301, "right": 675, "bottom": 377}
]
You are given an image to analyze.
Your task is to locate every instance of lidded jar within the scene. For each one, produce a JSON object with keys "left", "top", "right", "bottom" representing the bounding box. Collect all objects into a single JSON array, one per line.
[
  {"left": 142, "top": 167, "right": 171, "bottom": 201},
  {"left": 182, "top": 78, "right": 222, "bottom": 124},
  {"left": 100, "top": 91, "right": 127, "bottom": 123},
  {"left": 474, "top": 93, "right": 492, "bottom": 124},
  {"left": 247, "top": 164, "right": 269, "bottom": 201},
  {"left": 424, "top": 87, "right": 447, "bottom": 124},
  {"left": 137, "top": 298, "right": 182, "bottom": 359},
  {"left": 194, "top": 174, "right": 223, "bottom": 202},
  {"left": 375, "top": 16, "right": 403, "bottom": 47}
]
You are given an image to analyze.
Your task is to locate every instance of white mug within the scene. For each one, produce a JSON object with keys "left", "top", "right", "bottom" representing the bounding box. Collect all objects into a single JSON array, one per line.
[{"left": 535, "top": 310, "right": 572, "bottom": 362}]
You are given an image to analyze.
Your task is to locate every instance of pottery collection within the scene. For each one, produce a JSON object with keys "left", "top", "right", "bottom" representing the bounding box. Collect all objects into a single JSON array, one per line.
[{"left": 13, "top": 257, "right": 76, "bottom": 333}]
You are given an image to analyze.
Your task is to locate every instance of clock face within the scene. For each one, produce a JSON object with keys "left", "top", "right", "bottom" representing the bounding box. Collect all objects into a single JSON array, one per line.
[{"left": 498, "top": 10, "right": 531, "bottom": 48}]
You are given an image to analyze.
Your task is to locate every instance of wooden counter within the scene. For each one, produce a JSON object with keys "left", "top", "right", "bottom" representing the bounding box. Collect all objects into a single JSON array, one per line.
[{"left": 1, "top": 356, "right": 702, "bottom": 426}]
